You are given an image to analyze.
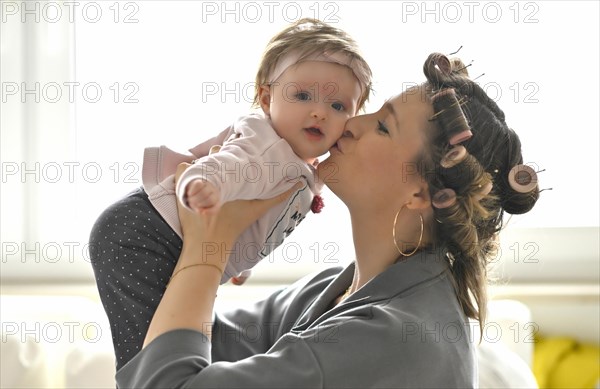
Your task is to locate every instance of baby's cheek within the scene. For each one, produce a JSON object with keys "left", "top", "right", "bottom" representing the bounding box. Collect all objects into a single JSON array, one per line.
[{"left": 333, "top": 118, "right": 349, "bottom": 137}]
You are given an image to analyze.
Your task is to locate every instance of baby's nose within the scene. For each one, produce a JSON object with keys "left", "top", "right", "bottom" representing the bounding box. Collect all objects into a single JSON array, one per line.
[{"left": 311, "top": 106, "right": 327, "bottom": 120}]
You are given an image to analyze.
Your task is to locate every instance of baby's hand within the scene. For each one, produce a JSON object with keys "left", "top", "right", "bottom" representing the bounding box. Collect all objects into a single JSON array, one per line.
[{"left": 185, "top": 179, "right": 221, "bottom": 215}]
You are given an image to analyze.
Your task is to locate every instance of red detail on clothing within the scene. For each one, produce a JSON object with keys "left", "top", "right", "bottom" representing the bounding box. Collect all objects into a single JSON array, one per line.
[{"left": 311, "top": 195, "right": 324, "bottom": 213}]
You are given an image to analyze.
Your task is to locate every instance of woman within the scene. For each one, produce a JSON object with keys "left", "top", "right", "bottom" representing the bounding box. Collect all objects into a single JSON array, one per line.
[{"left": 115, "top": 53, "right": 539, "bottom": 388}]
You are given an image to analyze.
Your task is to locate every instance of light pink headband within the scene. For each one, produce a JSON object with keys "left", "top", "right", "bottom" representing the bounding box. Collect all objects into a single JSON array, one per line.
[{"left": 268, "top": 50, "right": 369, "bottom": 96}]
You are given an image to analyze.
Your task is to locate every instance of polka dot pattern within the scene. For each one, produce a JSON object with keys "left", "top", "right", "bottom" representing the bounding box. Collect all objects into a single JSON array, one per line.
[{"left": 89, "top": 187, "right": 182, "bottom": 370}]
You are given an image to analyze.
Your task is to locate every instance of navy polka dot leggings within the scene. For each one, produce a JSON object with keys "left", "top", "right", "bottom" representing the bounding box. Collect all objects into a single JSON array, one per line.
[{"left": 89, "top": 187, "right": 182, "bottom": 370}]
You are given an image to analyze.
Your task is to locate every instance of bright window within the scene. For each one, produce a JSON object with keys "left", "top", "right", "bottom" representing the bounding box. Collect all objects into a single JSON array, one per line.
[{"left": 1, "top": 1, "right": 598, "bottom": 283}]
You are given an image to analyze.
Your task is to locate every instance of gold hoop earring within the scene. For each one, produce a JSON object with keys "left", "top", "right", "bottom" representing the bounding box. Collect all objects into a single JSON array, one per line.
[{"left": 393, "top": 205, "right": 424, "bottom": 257}]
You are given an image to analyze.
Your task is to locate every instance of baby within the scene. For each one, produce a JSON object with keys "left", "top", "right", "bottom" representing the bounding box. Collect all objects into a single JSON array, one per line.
[{"left": 142, "top": 18, "right": 372, "bottom": 283}]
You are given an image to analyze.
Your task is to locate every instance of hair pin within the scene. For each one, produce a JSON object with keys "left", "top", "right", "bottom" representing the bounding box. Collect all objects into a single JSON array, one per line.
[
  {"left": 474, "top": 182, "right": 493, "bottom": 200},
  {"left": 430, "top": 90, "right": 468, "bottom": 114},
  {"left": 456, "top": 60, "right": 474, "bottom": 73},
  {"left": 473, "top": 73, "right": 486, "bottom": 82},
  {"left": 431, "top": 88, "right": 456, "bottom": 102},
  {"left": 448, "top": 46, "right": 463, "bottom": 56}
]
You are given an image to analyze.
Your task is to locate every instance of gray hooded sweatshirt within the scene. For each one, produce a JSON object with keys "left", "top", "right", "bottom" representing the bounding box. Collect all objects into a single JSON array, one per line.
[{"left": 116, "top": 248, "right": 477, "bottom": 388}]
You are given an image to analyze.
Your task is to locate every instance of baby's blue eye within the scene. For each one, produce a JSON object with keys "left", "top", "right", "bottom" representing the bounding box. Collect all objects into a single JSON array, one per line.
[
  {"left": 332, "top": 102, "right": 345, "bottom": 112},
  {"left": 296, "top": 92, "right": 310, "bottom": 101}
]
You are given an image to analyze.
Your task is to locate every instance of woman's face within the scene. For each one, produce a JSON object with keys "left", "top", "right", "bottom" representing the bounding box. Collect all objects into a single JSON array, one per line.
[{"left": 318, "top": 87, "right": 434, "bottom": 212}]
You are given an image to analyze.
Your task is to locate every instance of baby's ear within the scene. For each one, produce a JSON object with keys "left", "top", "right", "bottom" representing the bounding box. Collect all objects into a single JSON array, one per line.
[{"left": 258, "top": 85, "right": 272, "bottom": 116}]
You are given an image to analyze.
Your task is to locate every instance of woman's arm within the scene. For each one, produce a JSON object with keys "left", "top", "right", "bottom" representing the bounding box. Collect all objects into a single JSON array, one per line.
[
  {"left": 143, "top": 163, "right": 301, "bottom": 347},
  {"left": 118, "top": 301, "right": 477, "bottom": 389}
]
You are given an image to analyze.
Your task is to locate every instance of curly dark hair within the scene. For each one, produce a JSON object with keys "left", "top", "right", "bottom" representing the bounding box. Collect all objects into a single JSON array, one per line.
[{"left": 418, "top": 53, "right": 540, "bottom": 336}]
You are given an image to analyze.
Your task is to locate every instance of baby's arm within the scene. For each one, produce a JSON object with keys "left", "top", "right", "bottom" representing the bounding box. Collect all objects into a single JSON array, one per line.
[{"left": 176, "top": 116, "right": 283, "bottom": 210}]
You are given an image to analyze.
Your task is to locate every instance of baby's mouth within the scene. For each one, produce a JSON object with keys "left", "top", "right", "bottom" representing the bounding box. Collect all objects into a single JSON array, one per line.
[{"left": 304, "top": 127, "right": 324, "bottom": 139}]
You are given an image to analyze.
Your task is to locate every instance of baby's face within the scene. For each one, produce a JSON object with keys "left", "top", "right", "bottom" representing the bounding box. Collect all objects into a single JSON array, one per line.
[{"left": 260, "top": 61, "right": 362, "bottom": 163}]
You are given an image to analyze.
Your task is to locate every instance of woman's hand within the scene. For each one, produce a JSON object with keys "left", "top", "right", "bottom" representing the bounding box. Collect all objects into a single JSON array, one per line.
[{"left": 175, "top": 163, "right": 302, "bottom": 265}]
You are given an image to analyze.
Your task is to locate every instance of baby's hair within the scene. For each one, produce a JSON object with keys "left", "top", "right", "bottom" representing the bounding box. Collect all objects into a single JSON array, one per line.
[
  {"left": 418, "top": 53, "right": 540, "bottom": 337},
  {"left": 253, "top": 18, "right": 372, "bottom": 112}
]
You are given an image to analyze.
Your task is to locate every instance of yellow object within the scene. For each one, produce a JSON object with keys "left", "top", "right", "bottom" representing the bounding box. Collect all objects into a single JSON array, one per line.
[{"left": 533, "top": 336, "right": 600, "bottom": 389}]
